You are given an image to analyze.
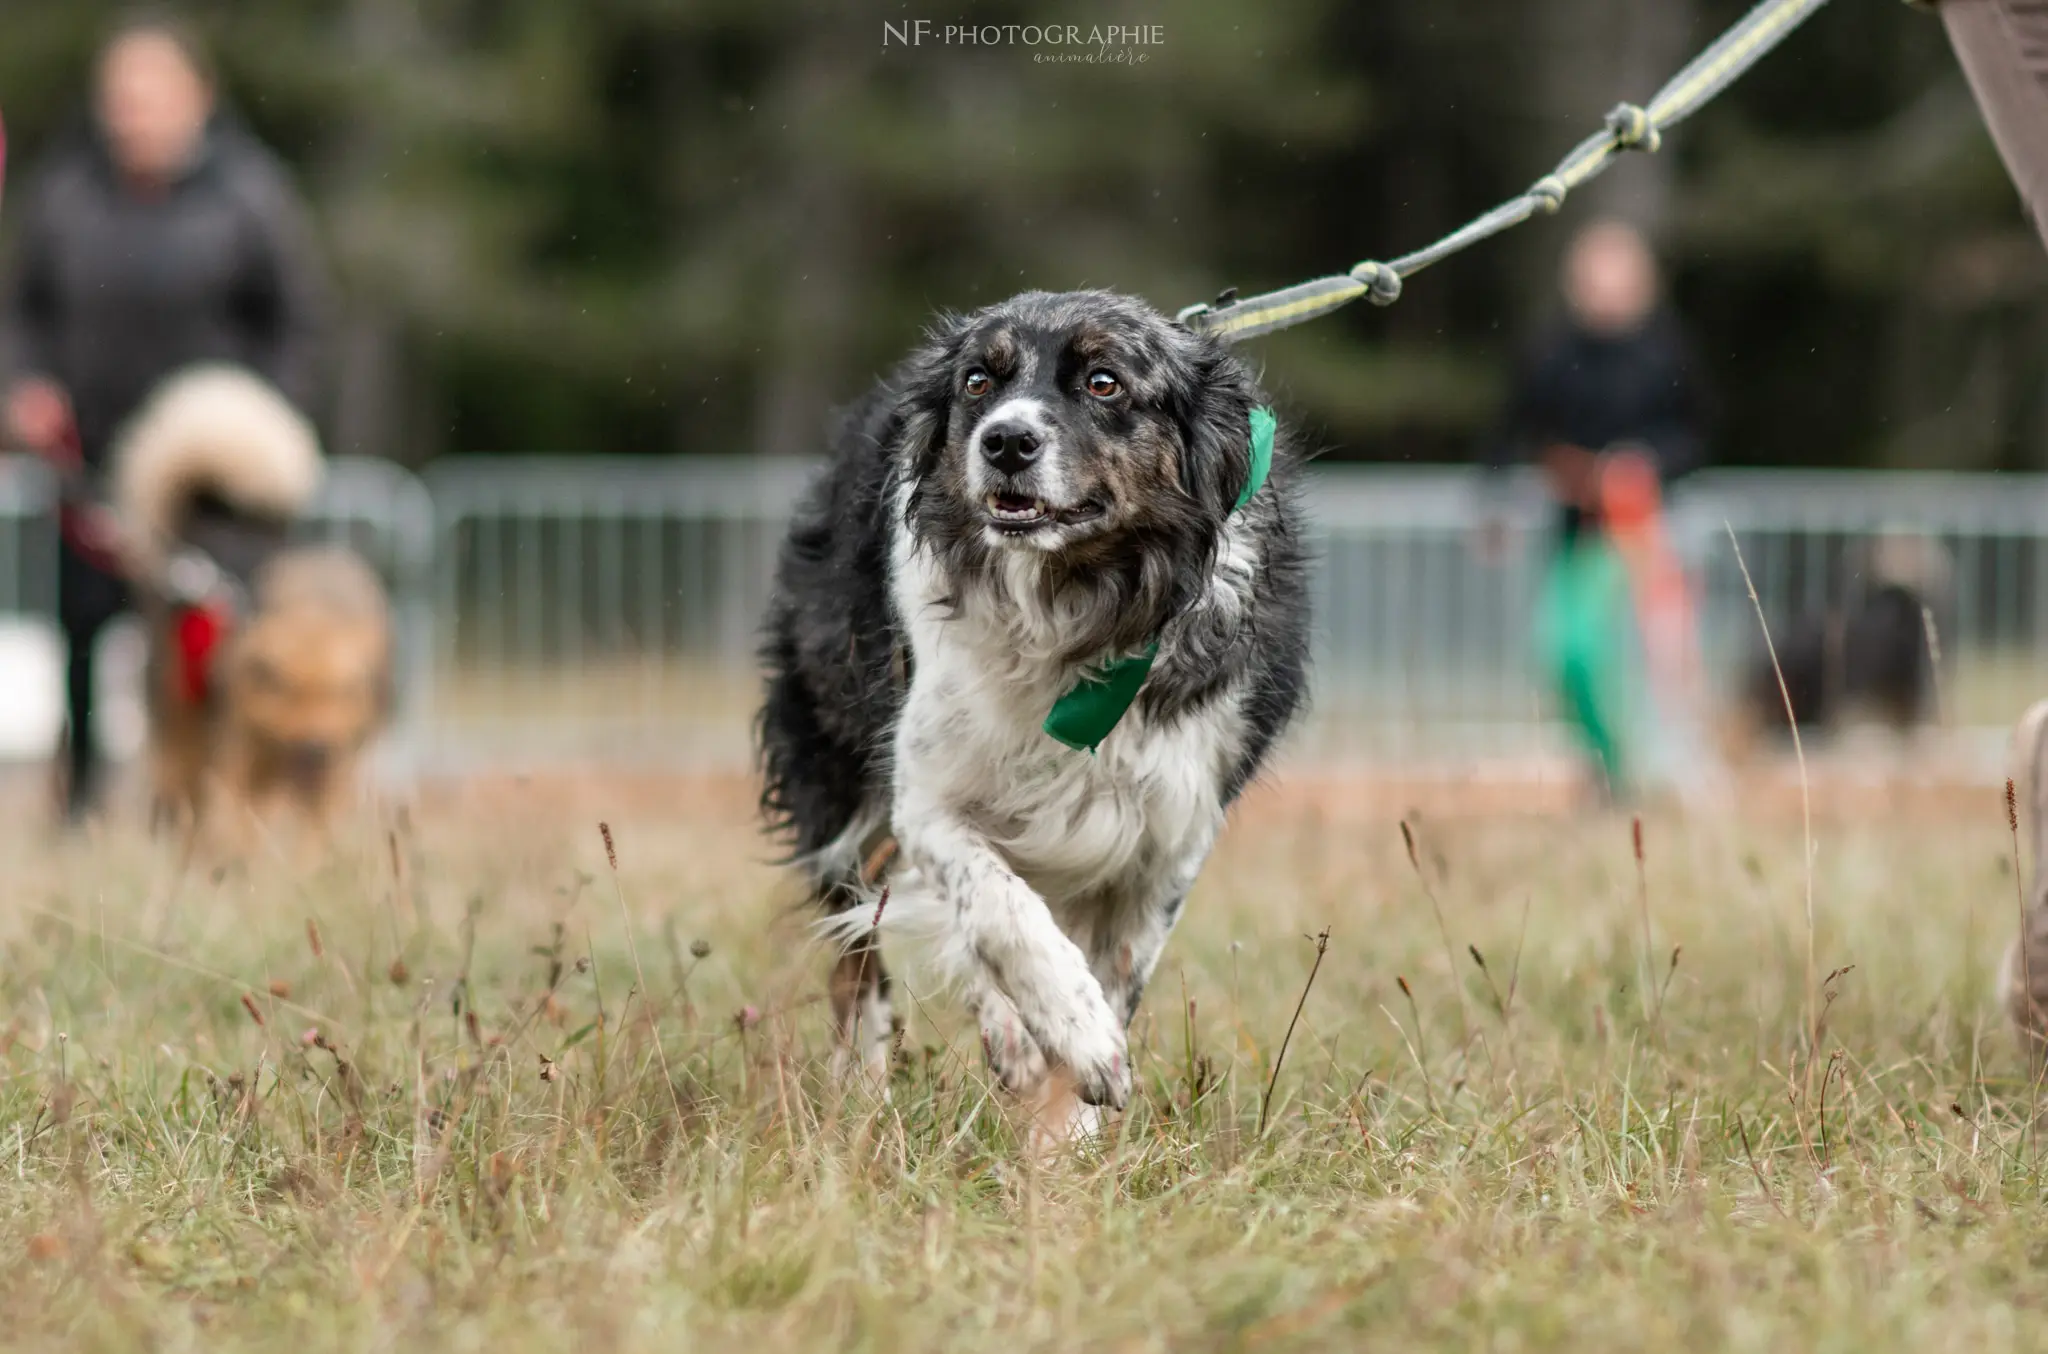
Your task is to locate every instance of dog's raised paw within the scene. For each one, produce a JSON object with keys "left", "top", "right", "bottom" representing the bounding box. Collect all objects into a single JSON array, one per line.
[
  {"left": 1026, "top": 980, "right": 1130, "bottom": 1111},
  {"left": 1070, "top": 1047, "right": 1130, "bottom": 1111}
]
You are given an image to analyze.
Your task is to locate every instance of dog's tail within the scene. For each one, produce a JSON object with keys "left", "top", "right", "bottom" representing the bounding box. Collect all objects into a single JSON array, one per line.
[
  {"left": 108, "top": 364, "right": 323, "bottom": 590},
  {"left": 813, "top": 864, "right": 976, "bottom": 991}
]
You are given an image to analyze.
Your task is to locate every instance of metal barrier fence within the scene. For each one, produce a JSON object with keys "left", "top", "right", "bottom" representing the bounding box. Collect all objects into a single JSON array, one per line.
[
  {"left": 419, "top": 458, "right": 2048, "bottom": 773},
  {"left": 424, "top": 457, "right": 819, "bottom": 767},
  {"left": 2, "top": 454, "right": 2045, "bottom": 775},
  {"left": 0, "top": 456, "right": 57, "bottom": 615},
  {"left": 421, "top": 459, "right": 1557, "bottom": 768},
  {"left": 1307, "top": 467, "right": 1556, "bottom": 763}
]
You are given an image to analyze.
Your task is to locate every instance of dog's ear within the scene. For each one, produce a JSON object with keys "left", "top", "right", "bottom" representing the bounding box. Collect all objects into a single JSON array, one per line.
[
  {"left": 895, "top": 313, "right": 971, "bottom": 491},
  {"left": 1178, "top": 344, "right": 1262, "bottom": 518}
]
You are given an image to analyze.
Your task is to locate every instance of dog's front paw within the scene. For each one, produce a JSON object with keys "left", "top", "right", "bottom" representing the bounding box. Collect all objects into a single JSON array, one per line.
[{"left": 1023, "top": 978, "right": 1130, "bottom": 1111}]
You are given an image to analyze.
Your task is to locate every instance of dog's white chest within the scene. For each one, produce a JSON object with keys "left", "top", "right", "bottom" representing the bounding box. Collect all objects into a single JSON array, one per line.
[
  {"left": 925, "top": 681, "right": 1212, "bottom": 892},
  {"left": 894, "top": 607, "right": 1228, "bottom": 903}
]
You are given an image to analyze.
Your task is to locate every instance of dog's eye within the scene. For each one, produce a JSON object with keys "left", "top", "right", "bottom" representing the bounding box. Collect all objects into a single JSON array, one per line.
[
  {"left": 963, "top": 369, "right": 992, "bottom": 398},
  {"left": 1086, "top": 370, "right": 1121, "bottom": 399}
]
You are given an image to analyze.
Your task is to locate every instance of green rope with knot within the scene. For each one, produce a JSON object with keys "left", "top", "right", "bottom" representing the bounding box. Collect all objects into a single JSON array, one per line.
[{"left": 1179, "top": 0, "right": 1832, "bottom": 342}]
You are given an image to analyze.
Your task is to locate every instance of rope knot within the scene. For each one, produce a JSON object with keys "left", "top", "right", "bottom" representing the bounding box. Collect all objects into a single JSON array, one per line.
[
  {"left": 1528, "top": 176, "right": 1568, "bottom": 215},
  {"left": 1349, "top": 260, "right": 1402, "bottom": 306},
  {"left": 1176, "top": 285, "right": 1241, "bottom": 329},
  {"left": 1604, "top": 102, "right": 1662, "bottom": 153}
]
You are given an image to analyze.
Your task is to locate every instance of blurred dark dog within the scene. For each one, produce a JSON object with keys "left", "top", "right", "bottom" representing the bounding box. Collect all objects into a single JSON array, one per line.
[
  {"left": 1727, "top": 533, "right": 1952, "bottom": 753},
  {"left": 108, "top": 364, "right": 386, "bottom": 837}
]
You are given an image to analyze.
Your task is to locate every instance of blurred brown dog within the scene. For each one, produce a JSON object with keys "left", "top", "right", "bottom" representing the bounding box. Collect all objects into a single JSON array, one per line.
[
  {"left": 214, "top": 544, "right": 393, "bottom": 832},
  {"left": 109, "top": 364, "right": 390, "bottom": 840}
]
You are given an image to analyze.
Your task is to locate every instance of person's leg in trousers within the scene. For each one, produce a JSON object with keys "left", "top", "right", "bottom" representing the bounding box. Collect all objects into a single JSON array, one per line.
[
  {"left": 1538, "top": 536, "right": 1629, "bottom": 797},
  {"left": 1931, "top": 0, "right": 2048, "bottom": 1058},
  {"left": 57, "top": 540, "right": 129, "bottom": 823},
  {"left": 63, "top": 613, "right": 101, "bottom": 817}
]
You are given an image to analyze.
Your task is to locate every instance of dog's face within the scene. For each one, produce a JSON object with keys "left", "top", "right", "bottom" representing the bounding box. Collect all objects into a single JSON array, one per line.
[
  {"left": 901, "top": 291, "right": 1263, "bottom": 563},
  {"left": 226, "top": 609, "right": 389, "bottom": 782}
]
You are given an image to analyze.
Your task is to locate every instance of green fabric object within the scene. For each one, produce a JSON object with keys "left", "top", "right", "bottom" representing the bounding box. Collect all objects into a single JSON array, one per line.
[
  {"left": 1236, "top": 406, "right": 1276, "bottom": 511},
  {"left": 1534, "top": 535, "right": 1631, "bottom": 792},
  {"left": 1041, "top": 405, "right": 1275, "bottom": 752},
  {"left": 1041, "top": 640, "right": 1161, "bottom": 753}
]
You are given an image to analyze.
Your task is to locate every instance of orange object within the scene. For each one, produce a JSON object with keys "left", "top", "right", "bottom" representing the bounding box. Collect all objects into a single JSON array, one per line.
[{"left": 1600, "top": 448, "right": 1701, "bottom": 718}]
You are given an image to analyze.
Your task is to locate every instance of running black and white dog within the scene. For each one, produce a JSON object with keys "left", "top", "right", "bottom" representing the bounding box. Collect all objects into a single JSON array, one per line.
[{"left": 757, "top": 290, "right": 1309, "bottom": 1139}]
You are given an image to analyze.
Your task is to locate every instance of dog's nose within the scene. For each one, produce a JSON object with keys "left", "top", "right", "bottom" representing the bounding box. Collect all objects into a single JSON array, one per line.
[
  {"left": 979, "top": 421, "right": 1042, "bottom": 476},
  {"left": 285, "top": 741, "right": 331, "bottom": 784}
]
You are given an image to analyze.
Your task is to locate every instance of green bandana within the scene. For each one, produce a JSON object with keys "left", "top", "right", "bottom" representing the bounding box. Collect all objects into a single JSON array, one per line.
[{"left": 1041, "top": 406, "right": 1275, "bottom": 752}]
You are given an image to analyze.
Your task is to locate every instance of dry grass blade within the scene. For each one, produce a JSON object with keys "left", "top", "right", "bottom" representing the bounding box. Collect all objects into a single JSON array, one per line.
[
  {"left": 1401, "top": 819, "right": 1473, "bottom": 1049},
  {"left": 1726, "top": 521, "right": 1817, "bottom": 1063},
  {"left": 1633, "top": 816, "right": 1658, "bottom": 1029},
  {"left": 598, "top": 821, "right": 686, "bottom": 1119},
  {"left": 1259, "top": 927, "right": 1331, "bottom": 1137}
]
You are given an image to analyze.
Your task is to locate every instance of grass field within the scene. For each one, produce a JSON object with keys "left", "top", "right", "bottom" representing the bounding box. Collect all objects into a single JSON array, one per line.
[{"left": 4, "top": 768, "right": 2048, "bottom": 1352}]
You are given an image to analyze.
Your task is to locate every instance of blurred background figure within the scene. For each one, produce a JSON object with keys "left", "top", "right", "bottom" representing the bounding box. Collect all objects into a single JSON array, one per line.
[
  {"left": 0, "top": 12, "right": 328, "bottom": 823},
  {"left": 1485, "top": 218, "right": 1709, "bottom": 800}
]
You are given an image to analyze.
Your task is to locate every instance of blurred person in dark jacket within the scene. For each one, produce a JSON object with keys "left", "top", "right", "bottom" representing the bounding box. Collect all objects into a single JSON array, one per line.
[
  {"left": 0, "top": 13, "right": 329, "bottom": 823},
  {"left": 1485, "top": 219, "right": 1709, "bottom": 799}
]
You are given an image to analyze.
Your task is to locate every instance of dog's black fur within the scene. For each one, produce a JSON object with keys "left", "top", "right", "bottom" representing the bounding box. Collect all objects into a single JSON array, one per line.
[
  {"left": 756, "top": 289, "right": 1310, "bottom": 1110},
  {"left": 755, "top": 395, "right": 905, "bottom": 864}
]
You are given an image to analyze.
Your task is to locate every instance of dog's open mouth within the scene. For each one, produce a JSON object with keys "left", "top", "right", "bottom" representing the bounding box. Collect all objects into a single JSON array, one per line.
[{"left": 983, "top": 492, "right": 1106, "bottom": 534}]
